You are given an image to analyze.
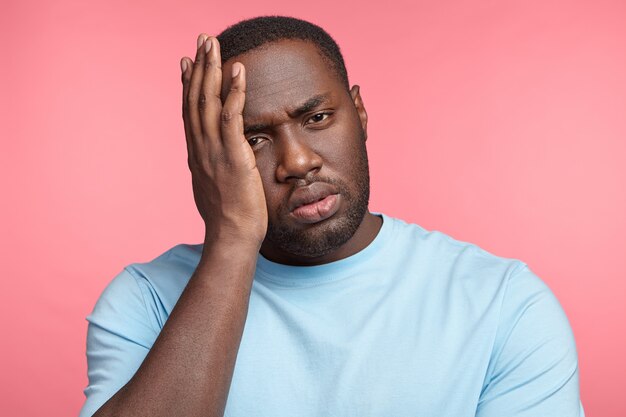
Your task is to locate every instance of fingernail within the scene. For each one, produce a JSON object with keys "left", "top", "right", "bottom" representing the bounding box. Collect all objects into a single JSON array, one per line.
[
  {"left": 232, "top": 63, "right": 241, "bottom": 78},
  {"left": 205, "top": 37, "right": 212, "bottom": 54},
  {"left": 180, "top": 59, "right": 188, "bottom": 73},
  {"left": 197, "top": 34, "right": 206, "bottom": 49}
]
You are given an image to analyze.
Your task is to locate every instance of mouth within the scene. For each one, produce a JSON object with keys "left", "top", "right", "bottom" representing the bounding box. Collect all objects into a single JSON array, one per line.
[
  {"left": 287, "top": 182, "right": 341, "bottom": 224},
  {"left": 290, "top": 194, "right": 341, "bottom": 224}
]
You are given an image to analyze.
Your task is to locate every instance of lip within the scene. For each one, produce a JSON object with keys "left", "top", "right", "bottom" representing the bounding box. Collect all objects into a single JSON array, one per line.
[
  {"left": 290, "top": 194, "right": 340, "bottom": 224},
  {"left": 288, "top": 182, "right": 341, "bottom": 224}
]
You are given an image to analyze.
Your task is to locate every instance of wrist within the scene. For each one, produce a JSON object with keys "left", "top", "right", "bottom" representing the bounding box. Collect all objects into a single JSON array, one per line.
[
  {"left": 202, "top": 231, "right": 261, "bottom": 260},
  {"left": 195, "top": 238, "right": 260, "bottom": 289},
  {"left": 204, "top": 222, "right": 264, "bottom": 248}
]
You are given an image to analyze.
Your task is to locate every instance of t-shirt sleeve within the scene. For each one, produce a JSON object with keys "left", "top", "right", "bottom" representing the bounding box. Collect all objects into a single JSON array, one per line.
[
  {"left": 79, "top": 268, "right": 160, "bottom": 417},
  {"left": 476, "top": 264, "right": 585, "bottom": 417}
]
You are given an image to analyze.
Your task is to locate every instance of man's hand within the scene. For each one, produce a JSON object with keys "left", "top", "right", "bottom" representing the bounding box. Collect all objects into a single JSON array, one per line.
[{"left": 181, "top": 34, "right": 267, "bottom": 247}]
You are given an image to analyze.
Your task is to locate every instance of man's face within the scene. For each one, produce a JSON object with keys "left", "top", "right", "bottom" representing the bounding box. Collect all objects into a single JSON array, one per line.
[{"left": 221, "top": 39, "right": 370, "bottom": 262}]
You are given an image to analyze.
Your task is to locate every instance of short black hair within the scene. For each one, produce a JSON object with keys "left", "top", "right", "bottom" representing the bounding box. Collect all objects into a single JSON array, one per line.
[{"left": 217, "top": 16, "right": 350, "bottom": 90}]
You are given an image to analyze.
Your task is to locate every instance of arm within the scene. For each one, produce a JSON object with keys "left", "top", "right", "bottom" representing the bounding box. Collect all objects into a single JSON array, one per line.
[
  {"left": 88, "top": 34, "right": 267, "bottom": 417},
  {"left": 476, "top": 265, "right": 584, "bottom": 417},
  {"left": 91, "top": 242, "right": 258, "bottom": 417}
]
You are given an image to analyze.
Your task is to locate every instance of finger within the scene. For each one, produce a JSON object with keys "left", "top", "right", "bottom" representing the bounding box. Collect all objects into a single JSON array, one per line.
[
  {"left": 220, "top": 62, "right": 247, "bottom": 150},
  {"left": 187, "top": 33, "right": 209, "bottom": 153},
  {"left": 181, "top": 57, "right": 194, "bottom": 162},
  {"left": 200, "top": 37, "right": 223, "bottom": 144}
]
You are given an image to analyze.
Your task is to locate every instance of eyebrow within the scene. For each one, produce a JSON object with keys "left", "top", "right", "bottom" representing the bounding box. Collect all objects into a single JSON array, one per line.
[{"left": 243, "top": 93, "right": 331, "bottom": 136}]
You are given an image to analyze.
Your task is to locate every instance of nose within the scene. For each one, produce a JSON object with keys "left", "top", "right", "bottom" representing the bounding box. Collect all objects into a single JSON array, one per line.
[{"left": 274, "top": 130, "right": 323, "bottom": 183}]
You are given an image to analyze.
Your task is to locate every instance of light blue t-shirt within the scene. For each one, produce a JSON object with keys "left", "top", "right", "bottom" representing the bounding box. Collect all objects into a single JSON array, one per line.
[{"left": 80, "top": 213, "right": 584, "bottom": 416}]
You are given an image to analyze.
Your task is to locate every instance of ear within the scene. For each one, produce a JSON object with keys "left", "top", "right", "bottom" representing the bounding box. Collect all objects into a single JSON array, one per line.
[{"left": 350, "top": 85, "right": 368, "bottom": 141}]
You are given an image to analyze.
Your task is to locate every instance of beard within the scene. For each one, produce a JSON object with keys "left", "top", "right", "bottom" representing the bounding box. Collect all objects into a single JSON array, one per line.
[{"left": 264, "top": 135, "right": 371, "bottom": 259}]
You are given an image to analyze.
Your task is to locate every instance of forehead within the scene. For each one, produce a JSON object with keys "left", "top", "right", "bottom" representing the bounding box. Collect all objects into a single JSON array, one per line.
[{"left": 221, "top": 39, "right": 346, "bottom": 122}]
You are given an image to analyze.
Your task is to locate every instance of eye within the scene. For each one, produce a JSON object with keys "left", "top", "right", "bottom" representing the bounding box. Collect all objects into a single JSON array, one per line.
[
  {"left": 306, "top": 112, "right": 332, "bottom": 125},
  {"left": 247, "top": 136, "right": 266, "bottom": 148}
]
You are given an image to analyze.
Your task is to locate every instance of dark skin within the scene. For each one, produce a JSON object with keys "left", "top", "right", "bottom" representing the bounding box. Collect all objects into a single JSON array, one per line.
[
  {"left": 92, "top": 34, "right": 381, "bottom": 417},
  {"left": 220, "top": 38, "right": 381, "bottom": 265}
]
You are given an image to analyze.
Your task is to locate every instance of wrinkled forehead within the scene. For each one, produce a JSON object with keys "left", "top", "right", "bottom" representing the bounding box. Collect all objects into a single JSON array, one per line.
[{"left": 221, "top": 40, "right": 346, "bottom": 122}]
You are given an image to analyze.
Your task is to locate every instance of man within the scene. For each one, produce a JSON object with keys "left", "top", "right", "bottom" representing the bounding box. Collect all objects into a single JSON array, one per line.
[{"left": 80, "top": 16, "right": 584, "bottom": 417}]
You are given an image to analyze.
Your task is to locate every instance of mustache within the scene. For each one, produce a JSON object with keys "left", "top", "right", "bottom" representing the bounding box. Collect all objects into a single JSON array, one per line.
[
  {"left": 289, "top": 173, "right": 344, "bottom": 190},
  {"left": 275, "top": 174, "right": 348, "bottom": 214}
]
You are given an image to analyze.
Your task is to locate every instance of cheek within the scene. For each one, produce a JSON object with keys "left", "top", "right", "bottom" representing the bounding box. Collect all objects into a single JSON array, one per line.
[
  {"left": 254, "top": 156, "right": 284, "bottom": 213},
  {"left": 316, "top": 120, "right": 364, "bottom": 169},
  {"left": 256, "top": 157, "right": 275, "bottom": 186}
]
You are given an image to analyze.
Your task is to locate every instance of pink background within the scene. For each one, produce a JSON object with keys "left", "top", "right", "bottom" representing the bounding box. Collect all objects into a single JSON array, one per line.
[{"left": 2, "top": 0, "right": 624, "bottom": 415}]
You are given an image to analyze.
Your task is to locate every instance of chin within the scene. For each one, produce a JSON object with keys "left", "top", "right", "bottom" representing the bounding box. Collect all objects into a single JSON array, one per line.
[{"left": 267, "top": 204, "right": 366, "bottom": 258}]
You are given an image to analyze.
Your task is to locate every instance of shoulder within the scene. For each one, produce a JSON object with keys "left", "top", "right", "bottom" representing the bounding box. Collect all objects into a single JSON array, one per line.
[
  {"left": 383, "top": 214, "right": 582, "bottom": 414},
  {"left": 381, "top": 213, "right": 527, "bottom": 289},
  {"left": 80, "top": 244, "right": 201, "bottom": 417},
  {"left": 383, "top": 212, "right": 575, "bottom": 324},
  {"left": 91, "top": 243, "right": 203, "bottom": 329},
  {"left": 126, "top": 242, "right": 203, "bottom": 280},
  {"left": 379, "top": 214, "right": 562, "bottom": 333}
]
